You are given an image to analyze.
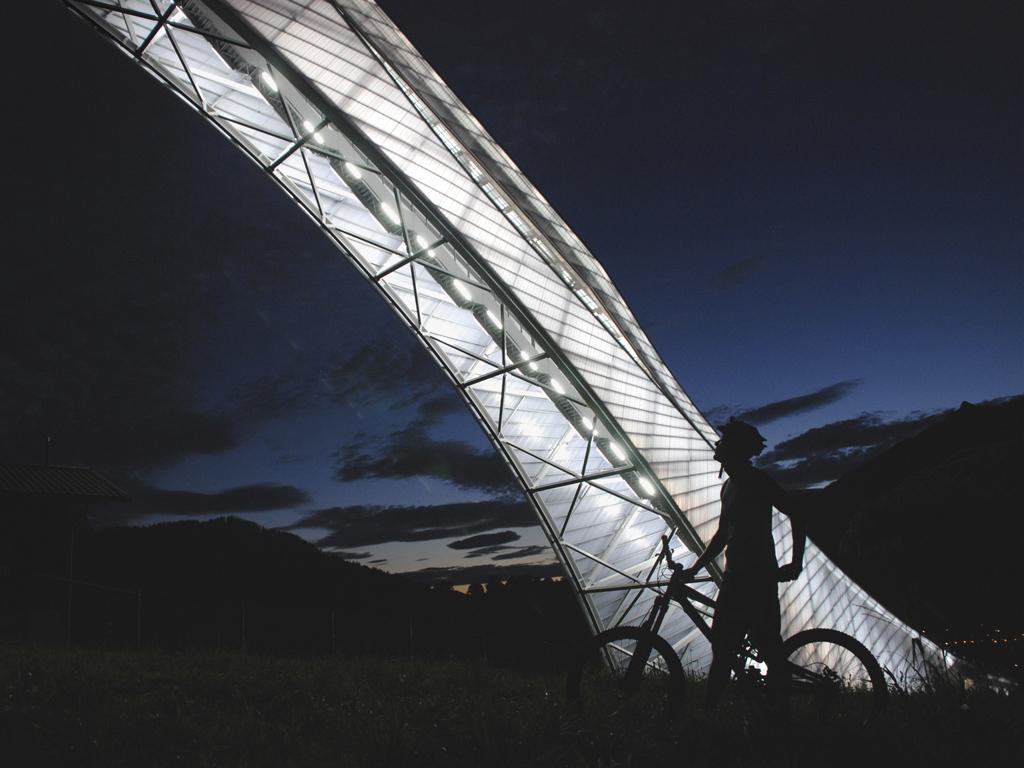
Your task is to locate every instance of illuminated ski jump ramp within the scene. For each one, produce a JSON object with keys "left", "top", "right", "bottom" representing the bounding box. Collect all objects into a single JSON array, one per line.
[{"left": 66, "top": 0, "right": 944, "bottom": 679}]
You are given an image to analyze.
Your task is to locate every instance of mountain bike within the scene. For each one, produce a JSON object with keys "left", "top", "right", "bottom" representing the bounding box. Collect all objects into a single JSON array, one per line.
[{"left": 566, "top": 536, "right": 887, "bottom": 723}]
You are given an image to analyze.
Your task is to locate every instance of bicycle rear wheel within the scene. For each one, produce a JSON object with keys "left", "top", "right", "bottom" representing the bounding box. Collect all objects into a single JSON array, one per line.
[
  {"left": 566, "top": 626, "right": 685, "bottom": 713},
  {"left": 782, "top": 628, "right": 888, "bottom": 723}
]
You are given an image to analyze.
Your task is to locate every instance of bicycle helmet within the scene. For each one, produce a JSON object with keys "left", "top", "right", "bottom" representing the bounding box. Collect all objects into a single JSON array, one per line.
[{"left": 717, "top": 417, "right": 767, "bottom": 459}]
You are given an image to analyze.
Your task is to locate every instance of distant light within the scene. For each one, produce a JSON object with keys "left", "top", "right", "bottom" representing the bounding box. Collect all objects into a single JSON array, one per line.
[
  {"left": 639, "top": 476, "right": 656, "bottom": 496},
  {"left": 260, "top": 70, "right": 278, "bottom": 92},
  {"left": 344, "top": 161, "right": 363, "bottom": 180},
  {"left": 486, "top": 309, "right": 502, "bottom": 329},
  {"left": 550, "top": 379, "right": 565, "bottom": 396},
  {"left": 609, "top": 442, "right": 627, "bottom": 461},
  {"left": 380, "top": 202, "right": 401, "bottom": 225},
  {"left": 452, "top": 279, "right": 472, "bottom": 301}
]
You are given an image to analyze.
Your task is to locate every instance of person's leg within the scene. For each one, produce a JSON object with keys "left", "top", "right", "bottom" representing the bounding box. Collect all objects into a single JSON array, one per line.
[
  {"left": 706, "top": 578, "right": 752, "bottom": 708},
  {"left": 749, "top": 584, "right": 787, "bottom": 715}
]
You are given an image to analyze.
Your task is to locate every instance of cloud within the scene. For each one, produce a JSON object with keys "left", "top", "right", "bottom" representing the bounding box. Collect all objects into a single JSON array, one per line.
[
  {"left": 415, "top": 393, "right": 465, "bottom": 425},
  {"left": 324, "top": 550, "right": 373, "bottom": 560},
  {"left": 324, "top": 338, "right": 451, "bottom": 410},
  {"left": 712, "top": 254, "right": 766, "bottom": 290},
  {"left": 283, "top": 499, "right": 536, "bottom": 548},
  {"left": 335, "top": 424, "right": 516, "bottom": 493},
  {"left": 757, "top": 410, "right": 944, "bottom": 487},
  {"left": 0, "top": 177, "right": 338, "bottom": 476},
  {"left": 492, "top": 545, "right": 548, "bottom": 561},
  {"left": 763, "top": 411, "right": 943, "bottom": 463},
  {"left": 131, "top": 483, "right": 312, "bottom": 516},
  {"left": 448, "top": 530, "right": 520, "bottom": 550},
  {"left": 401, "top": 561, "right": 562, "bottom": 585},
  {"left": 463, "top": 544, "right": 515, "bottom": 558},
  {"left": 227, "top": 375, "right": 311, "bottom": 423},
  {"left": 701, "top": 404, "right": 735, "bottom": 427},
  {"left": 735, "top": 380, "right": 862, "bottom": 426}
]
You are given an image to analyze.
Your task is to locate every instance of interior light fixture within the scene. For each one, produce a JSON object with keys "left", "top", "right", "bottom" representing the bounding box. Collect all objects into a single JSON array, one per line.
[
  {"left": 302, "top": 120, "right": 325, "bottom": 144},
  {"left": 344, "top": 161, "right": 363, "bottom": 180},
  {"left": 380, "top": 202, "right": 401, "bottom": 225},
  {"left": 550, "top": 379, "right": 565, "bottom": 396},
  {"left": 414, "top": 234, "right": 437, "bottom": 257},
  {"left": 516, "top": 351, "right": 535, "bottom": 371},
  {"left": 609, "top": 442, "right": 627, "bottom": 461},
  {"left": 639, "top": 476, "right": 656, "bottom": 496},
  {"left": 452, "top": 279, "right": 472, "bottom": 301},
  {"left": 582, "top": 416, "right": 594, "bottom": 432},
  {"left": 486, "top": 309, "right": 502, "bottom": 329},
  {"left": 260, "top": 70, "right": 278, "bottom": 92}
]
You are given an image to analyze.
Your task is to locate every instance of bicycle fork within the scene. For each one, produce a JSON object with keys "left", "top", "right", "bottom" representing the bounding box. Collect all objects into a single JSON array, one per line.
[{"left": 621, "top": 592, "right": 672, "bottom": 689}]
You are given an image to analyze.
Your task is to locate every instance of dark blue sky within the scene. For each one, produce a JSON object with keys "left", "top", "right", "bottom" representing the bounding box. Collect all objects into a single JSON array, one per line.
[{"left": 4, "top": 1, "right": 1021, "bottom": 580}]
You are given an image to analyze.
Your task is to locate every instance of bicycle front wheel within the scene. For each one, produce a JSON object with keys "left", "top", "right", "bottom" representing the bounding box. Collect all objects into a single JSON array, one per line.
[
  {"left": 566, "top": 626, "right": 685, "bottom": 713},
  {"left": 782, "top": 628, "right": 888, "bottom": 723}
]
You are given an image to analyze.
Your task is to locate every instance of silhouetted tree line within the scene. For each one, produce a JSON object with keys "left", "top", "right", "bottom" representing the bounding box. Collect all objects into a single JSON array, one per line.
[{"left": 0, "top": 514, "right": 589, "bottom": 672}]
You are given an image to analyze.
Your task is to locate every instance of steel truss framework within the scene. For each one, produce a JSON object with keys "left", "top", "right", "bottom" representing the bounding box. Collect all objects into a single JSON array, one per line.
[{"left": 66, "top": 0, "right": 946, "bottom": 679}]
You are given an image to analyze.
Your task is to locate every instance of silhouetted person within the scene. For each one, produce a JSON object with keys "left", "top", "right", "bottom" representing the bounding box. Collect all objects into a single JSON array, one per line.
[{"left": 678, "top": 418, "right": 806, "bottom": 713}]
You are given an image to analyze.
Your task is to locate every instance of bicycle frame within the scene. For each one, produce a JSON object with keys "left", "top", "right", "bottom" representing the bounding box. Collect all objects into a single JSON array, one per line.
[
  {"left": 579, "top": 543, "right": 887, "bottom": 719},
  {"left": 619, "top": 565, "right": 768, "bottom": 684},
  {"left": 619, "top": 569, "right": 716, "bottom": 683}
]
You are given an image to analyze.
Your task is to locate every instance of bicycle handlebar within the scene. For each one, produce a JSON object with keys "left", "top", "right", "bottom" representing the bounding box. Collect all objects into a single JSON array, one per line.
[{"left": 660, "top": 535, "right": 681, "bottom": 572}]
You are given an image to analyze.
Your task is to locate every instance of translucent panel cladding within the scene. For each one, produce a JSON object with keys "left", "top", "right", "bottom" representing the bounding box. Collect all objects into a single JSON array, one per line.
[
  {"left": 338, "top": 0, "right": 719, "bottom": 443},
  {"left": 310, "top": 0, "right": 946, "bottom": 681},
  {"left": 70, "top": 0, "right": 682, "bottom": 635},
  {"left": 218, "top": 1, "right": 720, "bottom": 515},
  {"left": 209, "top": 0, "right": 714, "bottom": 622}
]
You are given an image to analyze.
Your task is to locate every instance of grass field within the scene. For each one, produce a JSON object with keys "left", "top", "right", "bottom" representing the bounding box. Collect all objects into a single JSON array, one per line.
[{"left": 1, "top": 645, "right": 1021, "bottom": 767}]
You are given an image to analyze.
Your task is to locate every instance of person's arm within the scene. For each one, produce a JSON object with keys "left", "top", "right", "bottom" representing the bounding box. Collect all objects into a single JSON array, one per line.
[
  {"left": 680, "top": 499, "right": 729, "bottom": 578},
  {"left": 774, "top": 486, "right": 806, "bottom": 582},
  {"left": 686, "top": 526, "right": 727, "bottom": 577}
]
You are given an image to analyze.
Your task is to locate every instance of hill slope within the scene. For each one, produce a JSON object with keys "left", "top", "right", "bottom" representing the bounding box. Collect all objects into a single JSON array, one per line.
[{"left": 808, "top": 396, "right": 1024, "bottom": 644}]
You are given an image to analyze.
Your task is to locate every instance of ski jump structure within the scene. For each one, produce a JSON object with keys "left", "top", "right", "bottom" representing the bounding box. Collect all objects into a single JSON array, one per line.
[{"left": 65, "top": 0, "right": 947, "bottom": 681}]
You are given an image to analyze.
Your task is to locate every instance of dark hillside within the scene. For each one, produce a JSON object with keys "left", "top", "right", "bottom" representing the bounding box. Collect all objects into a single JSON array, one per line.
[
  {"left": 806, "top": 396, "right": 1024, "bottom": 670},
  {"left": 0, "top": 516, "right": 589, "bottom": 670}
]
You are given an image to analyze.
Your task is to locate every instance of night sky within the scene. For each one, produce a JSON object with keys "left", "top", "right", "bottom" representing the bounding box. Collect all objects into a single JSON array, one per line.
[{"left": 5, "top": 1, "right": 1021, "bottom": 582}]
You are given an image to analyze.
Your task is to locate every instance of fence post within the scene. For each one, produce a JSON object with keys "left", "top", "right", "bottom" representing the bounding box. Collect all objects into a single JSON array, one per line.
[{"left": 66, "top": 523, "right": 75, "bottom": 644}]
